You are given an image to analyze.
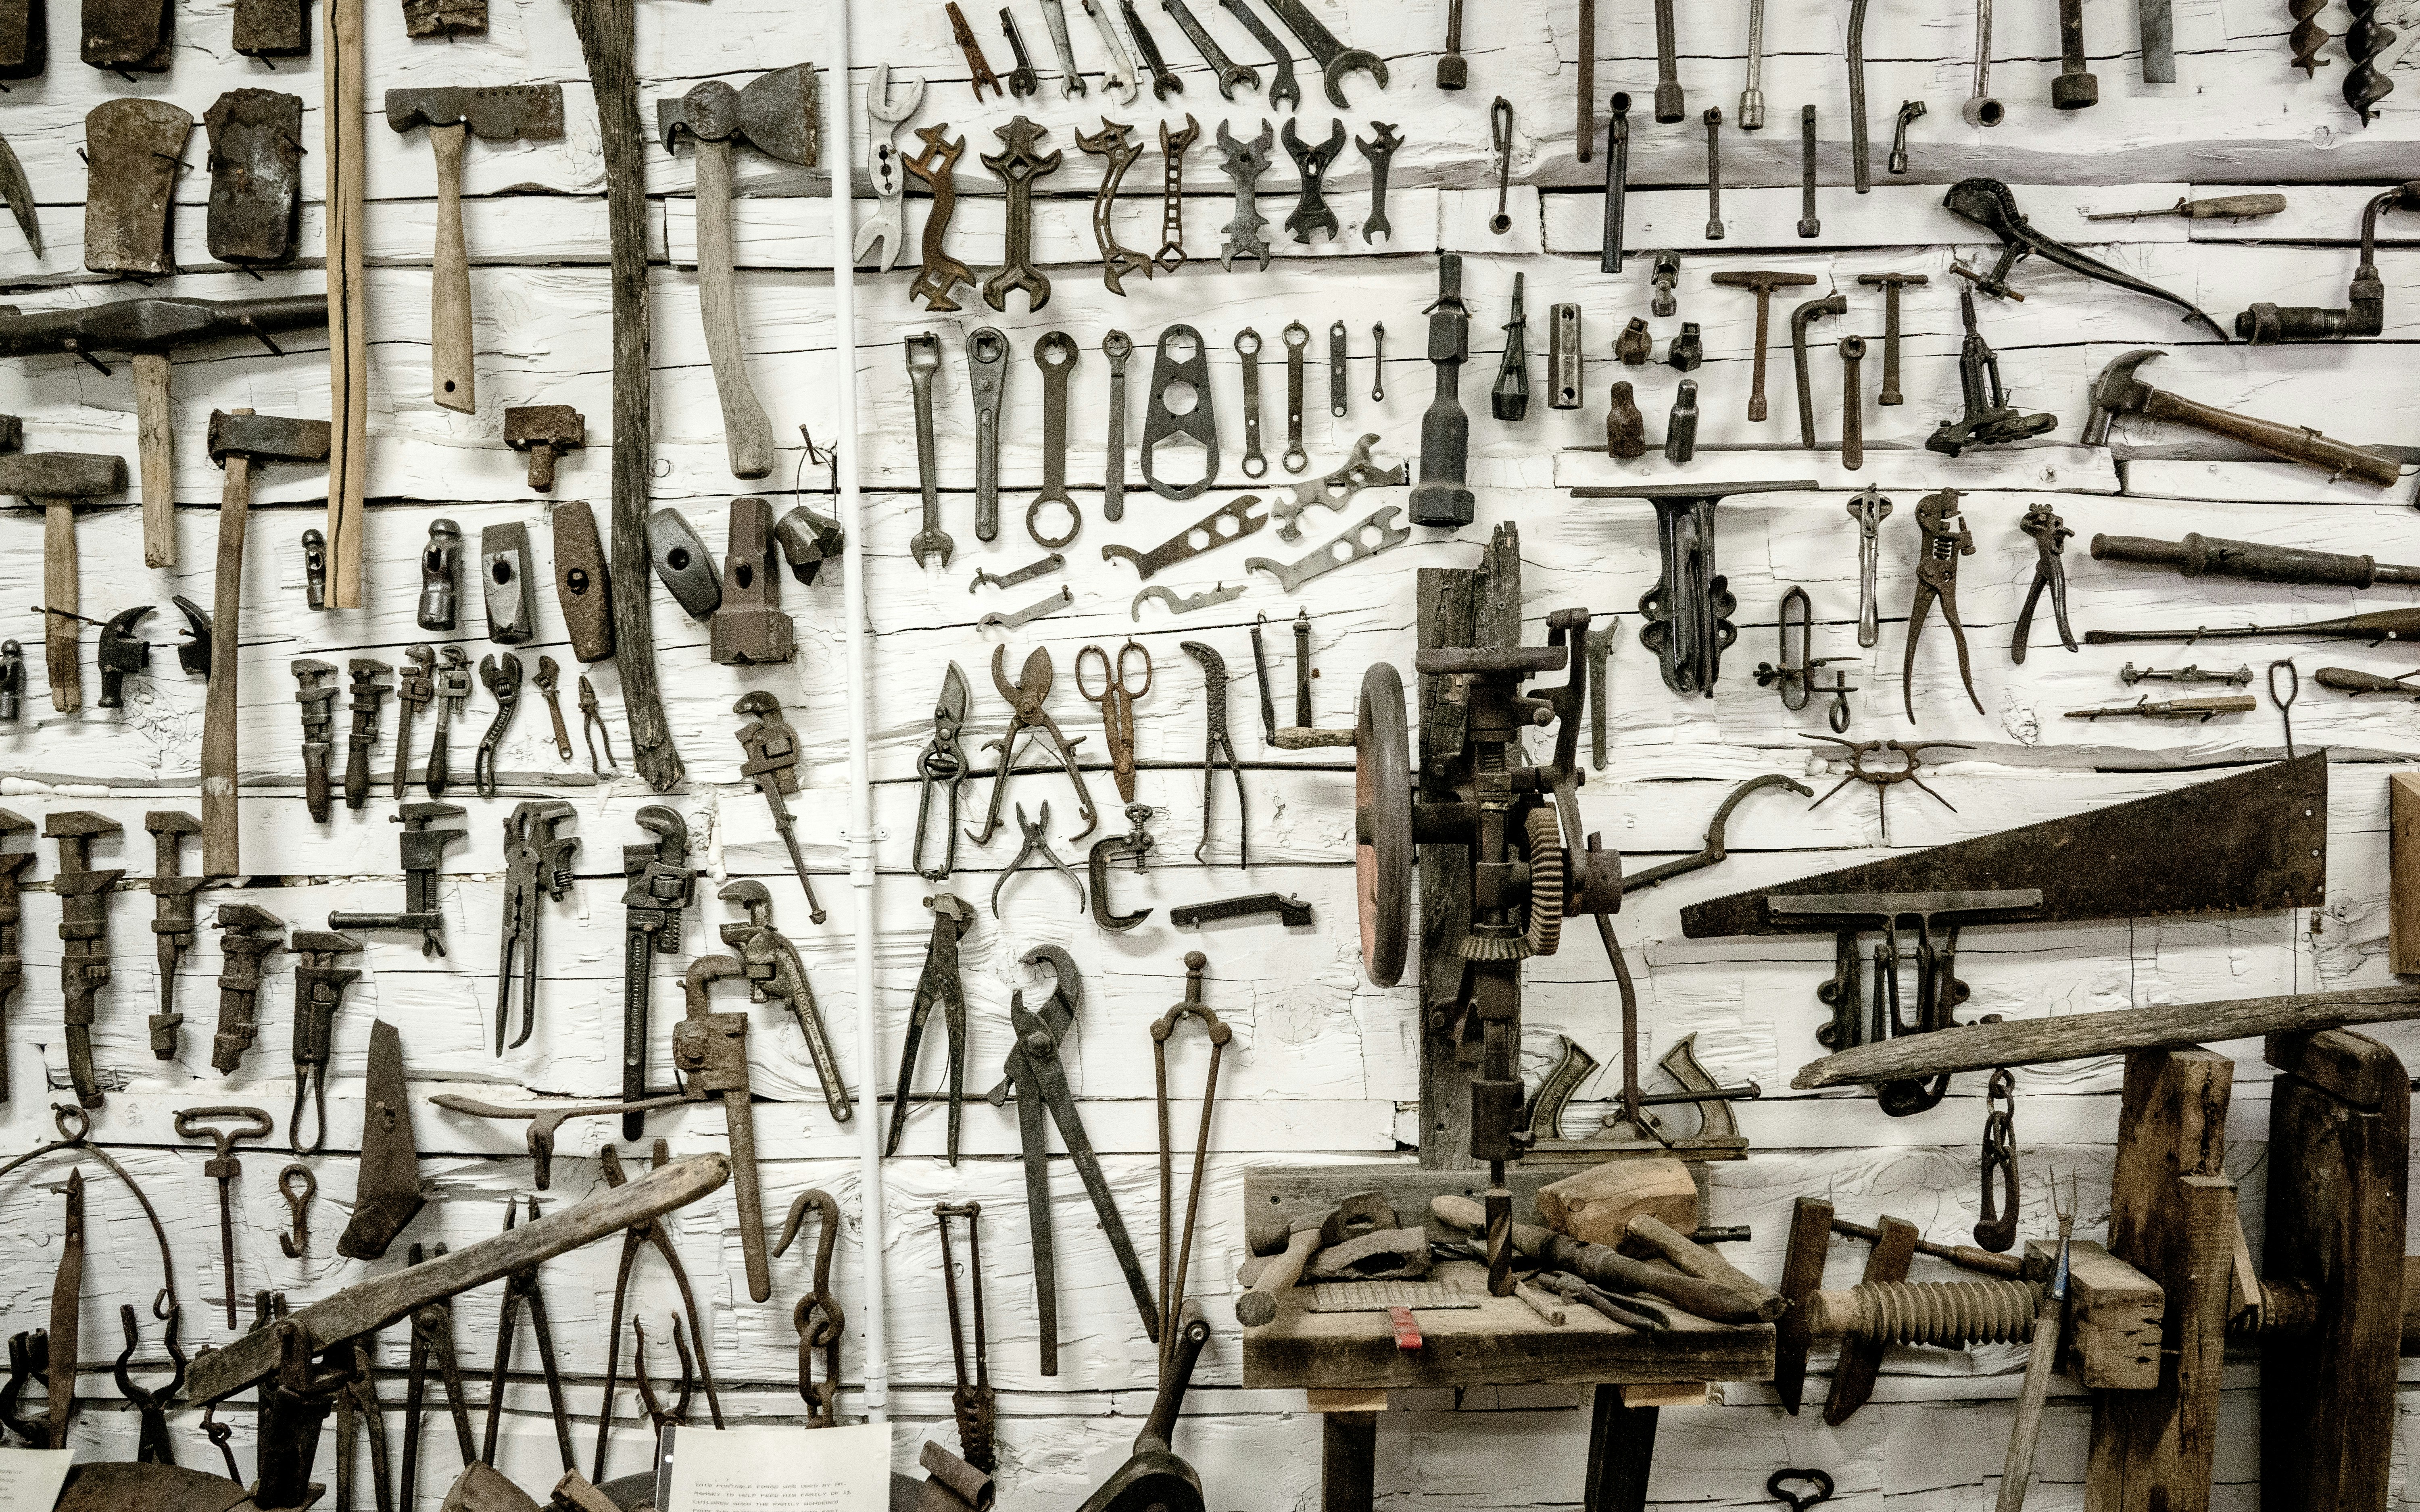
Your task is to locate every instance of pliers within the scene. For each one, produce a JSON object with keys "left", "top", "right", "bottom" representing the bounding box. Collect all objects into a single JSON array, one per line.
[
  {"left": 474, "top": 652, "right": 522, "bottom": 798},
  {"left": 968, "top": 645, "right": 1099, "bottom": 846},
  {"left": 887, "top": 892, "right": 972, "bottom": 1162},
  {"left": 593, "top": 1142, "right": 722, "bottom": 1486},
  {"left": 2012, "top": 501, "right": 2078, "bottom": 664},
  {"left": 111, "top": 1303, "right": 184, "bottom": 1465},
  {"left": 1903, "top": 488, "right": 1984, "bottom": 721},
  {"left": 915, "top": 662, "right": 972, "bottom": 882},
  {"left": 993, "top": 801, "right": 1086, "bottom": 919},
  {"left": 579, "top": 675, "right": 619, "bottom": 775},
  {"left": 399, "top": 1243, "right": 476, "bottom": 1512},
  {"left": 481, "top": 1196, "right": 574, "bottom": 1472}
]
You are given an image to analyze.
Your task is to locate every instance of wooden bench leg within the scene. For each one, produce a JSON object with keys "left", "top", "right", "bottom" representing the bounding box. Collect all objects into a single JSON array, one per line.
[{"left": 1308, "top": 1389, "right": 1387, "bottom": 1512}]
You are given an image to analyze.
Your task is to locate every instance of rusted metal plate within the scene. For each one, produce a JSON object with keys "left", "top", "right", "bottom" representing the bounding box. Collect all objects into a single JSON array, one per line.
[
  {"left": 230, "top": 0, "right": 306, "bottom": 58},
  {"left": 385, "top": 83, "right": 565, "bottom": 140},
  {"left": 80, "top": 0, "right": 168, "bottom": 71},
  {"left": 81, "top": 98, "right": 190, "bottom": 275},
  {"left": 203, "top": 88, "right": 303, "bottom": 266},
  {"left": 401, "top": 0, "right": 481, "bottom": 38},
  {"left": 0, "top": 0, "right": 45, "bottom": 80},
  {"left": 1681, "top": 751, "right": 2328, "bottom": 938}
]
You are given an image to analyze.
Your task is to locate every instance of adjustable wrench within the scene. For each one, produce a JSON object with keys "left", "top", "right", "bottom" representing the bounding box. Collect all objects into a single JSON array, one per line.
[
  {"left": 908, "top": 333, "right": 953, "bottom": 568},
  {"left": 1039, "top": 0, "right": 1088, "bottom": 95},
  {"left": 970, "top": 327, "right": 1008, "bottom": 543},
  {"left": 533, "top": 655, "right": 574, "bottom": 760},
  {"left": 1080, "top": 0, "right": 1142, "bottom": 103},
  {"left": 852, "top": 65, "right": 925, "bottom": 273}
]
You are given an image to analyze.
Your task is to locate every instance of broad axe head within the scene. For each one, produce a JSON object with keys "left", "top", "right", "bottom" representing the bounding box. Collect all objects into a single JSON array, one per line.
[
  {"left": 656, "top": 66, "right": 817, "bottom": 163},
  {"left": 0, "top": 451, "right": 123, "bottom": 501},
  {"left": 208, "top": 410, "right": 330, "bottom": 468},
  {"left": 2084, "top": 348, "right": 2164, "bottom": 444},
  {"left": 384, "top": 85, "right": 567, "bottom": 142}
]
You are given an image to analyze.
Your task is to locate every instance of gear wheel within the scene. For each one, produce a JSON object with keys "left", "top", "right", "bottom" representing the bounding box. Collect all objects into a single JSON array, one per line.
[{"left": 1524, "top": 804, "right": 1567, "bottom": 957}]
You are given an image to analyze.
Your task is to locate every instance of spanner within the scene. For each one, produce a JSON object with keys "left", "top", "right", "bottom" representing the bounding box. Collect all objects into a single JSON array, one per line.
[
  {"left": 969, "top": 327, "right": 1008, "bottom": 544},
  {"left": 980, "top": 586, "right": 1075, "bottom": 633},
  {"left": 1029, "top": 332, "right": 1082, "bottom": 550},
  {"left": 428, "top": 646, "right": 472, "bottom": 797},
  {"left": 1260, "top": 0, "right": 1387, "bottom": 108},
  {"left": 1105, "top": 330, "right": 1135, "bottom": 522},
  {"left": 1281, "top": 321, "right": 1310, "bottom": 473},
  {"left": 999, "top": 8, "right": 1042, "bottom": 96},
  {"left": 971, "top": 553, "right": 1066, "bottom": 593},
  {"left": 1122, "top": 0, "right": 1184, "bottom": 98},
  {"left": 908, "top": 333, "right": 954, "bottom": 568},
  {"left": 1328, "top": 321, "right": 1348, "bottom": 418},
  {"left": 1165, "top": 0, "right": 1260, "bottom": 96},
  {"left": 1267, "top": 433, "right": 1406, "bottom": 540},
  {"left": 1080, "top": 0, "right": 1142, "bottom": 103},
  {"left": 1846, "top": 485, "right": 1891, "bottom": 648},
  {"left": 532, "top": 655, "right": 574, "bottom": 761},
  {"left": 1039, "top": 0, "right": 1088, "bottom": 94},
  {"left": 1235, "top": 327, "right": 1268, "bottom": 478},
  {"left": 1157, "top": 115, "right": 1199, "bottom": 272},
  {"left": 1220, "top": 0, "right": 1301, "bottom": 112},
  {"left": 1133, "top": 582, "right": 1247, "bottom": 620},
  {"left": 853, "top": 66, "right": 924, "bottom": 273}
]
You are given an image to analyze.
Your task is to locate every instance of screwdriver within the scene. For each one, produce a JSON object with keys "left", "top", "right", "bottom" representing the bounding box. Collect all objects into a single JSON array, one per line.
[{"left": 2084, "top": 193, "right": 2287, "bottom": 221}]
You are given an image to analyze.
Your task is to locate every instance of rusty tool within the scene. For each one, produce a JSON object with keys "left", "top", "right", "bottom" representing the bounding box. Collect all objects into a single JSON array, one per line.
[
  {"left": 495, "top": 801, "right": 578, "bottom": 1054},
  {"left": 1410, "top": 252, "right": 1474, "bottom": 527},
  {"left": 1220, "top": 0, "right": 1297, "bottom": 109},
  {"left": 1156, "top": 113, "right": 1197, "bottom": 269},
  {"left": 905, "top": 123, "right": 976, "bottom": 312},
  {"left": 915, "top": 666, "right": 972, "bottom": 881},
  {"left": 2067, "top": 694, "right": 2258, "bottom": 721},
  {"left": 1154, "top": 952, "right": 1229, "bottom": 1374},
  {"left": 418, "top": 519, "right": 462, "bottom": 631},
  {"left": 935, "top": 1201, "right": 995, "bottom": 1470},
  {"left": 2088, "top": 192, "right": 2288, "bottom": 222},
  {"left": 385, "top": 87, "right": 566, "bottom": 414},
  {"left": 203, "top": 409, "right": 330, "bottom": 875},
  {"left": 530, "top": 656, "right": 573, "bottom": 762},
  {"left": 204, "top": 90, "right": 304, "bottom": 265},
  {"left": 773, "top": 1191, "right": 843, "bottom": 1429},
  {"left": 83, "top": 100, "right": 188, "bottom": 267},
  {"left": 175, "top": 1105, "right": 273, "bottom": 1327},
  {"left": 999, "top": 6, "right": 1040, "bottom": 95},
  {"left": 1928, "top": 285, "right": 2055, "bottom": 456},
  {"left": 504, "top": 405, "right": 584, "bottom": 490},
  {"left": 111, "top": 1302, "right": 184, "bottom": 1466},
  {"left": 398, "top": 1243, "right": 477, "bottom": 1512},
  {"left": 733, "top": 691, "right": 830, "bottom": 925},
  {"left": 969, "top": 645, "right": 1099, "bottom": 844},
  {"left": 1788, "top": 292, "right": 1844, "bottom": 448},
  {"left": 471, "top": 651, "right": 522, "bottom": 798},
  {"left": 1261, "top": 0, "right": 1384, "bottom": 106},
  {"left": 1710, "top": 271, "right": 1815, "bottom": 423},
  {"left": 947, "top": 1, "right": 1003, "bottom": 95},
  {"left": 1903, "top": 488, "right": 1984, "bottom": 719},
  {"left": 2237, "top": 182, "right": 2420, "bottom": 342},
  {"left": 480, "top": 1197, "right": 574, "bottom": 1473},
  {"left": 1856, "top": 271, "right": 1925, "bottom": 404},
  {"left": 1702, "top": 106, "right": 1724, "bottom": 237},
  {"left": 2084, "top": 348, "right": 2400, "bottom": 485},
  {"left": 983, "top": 116, "right": 1061, "bottom": 313},
  {"left": 1076, "top": 119, "right": 1153, "bottom": 295},
  {"left": 1572, "top": 481, "right": 1816, "bottom": 696},
  {"left": 891, "top": 892, "right": 972, "bottom": 1161},
  {"left": 390, "top": 645, "right": 434, "bottom": 800},
  {"left": 0, "top": 814, "right": 29, "bottom": 1099},
  {"left": 46, "top": 812, "right": 121, "bottom": 1109},
  {"left": 1946, "top": 178, "right": 2229, "bottom": 339},
  {"left": 343, "top": 659, "right": 392, "bottom": 809},
  {"left": 330, "top": 801, "right": 467, "bottom": 958},
  {"left": 6, "top": 453, "right": 125, "bottom": 711},
  {"left": 288, "top": 929, "right": 361, "bottom": 1154},
  {"left": 1078, "top": 639, "right": 1152, "bottom": 807},
  {"left": 711, "top": 497, "right": 794, "bottom": 664},
  {"left": 0, "top": 130, "right": 35, "bottom": 259},
  {"left": 611, "top": 806, "right": 694, "bottom": 1139},
  {"left": 720, "top": 881, "right": 851, "bottom": 1123},
  {"left": 1838, "top": 336, "right": 1865, "bottom": 467},
  {"left": 671, "top": 955, "right": 772, "bottom": 1302},
  {"left": 1122, "top": 0, "right": 1180, "bottom": 97},
  {"left": 141, "top": 812, "right": 200, "bottom": 1063},
  {"left": 658, "top": 67, "right": 816, "bottom": 479},
  {"left": 208, "top": 902, "right": 286, "bottom": 1077},
  {"left": 2013, "top": 504, "right": 2076, "bottom": 663},
  {"left": 1181, "top": 641, "right": 1248, "bottom": 865}
]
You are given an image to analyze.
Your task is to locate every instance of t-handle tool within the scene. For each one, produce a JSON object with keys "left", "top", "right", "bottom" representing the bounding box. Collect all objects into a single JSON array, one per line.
[
  {"left": 174, "top": 1105, "right": 273, "bottom": 1327},
  {"left": 733, "top": 691, "right": 829, "bottom": 923},
  {"left": 1709, "top": 271, "right": 1817, "bottom": 422},
  {"left": 890, "top": 893, "right": 972, "bottom": 1161}
]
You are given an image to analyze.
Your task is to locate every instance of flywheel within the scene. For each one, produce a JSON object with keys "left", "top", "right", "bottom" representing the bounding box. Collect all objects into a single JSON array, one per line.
[{"left": 1355, "top": 661, "right": 1412, "bottom": 987}]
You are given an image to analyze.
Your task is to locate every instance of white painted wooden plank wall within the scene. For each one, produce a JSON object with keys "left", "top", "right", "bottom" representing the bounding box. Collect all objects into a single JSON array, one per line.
[{"left": 2, "top": 0, "right": 2419, "bottom": 1504}]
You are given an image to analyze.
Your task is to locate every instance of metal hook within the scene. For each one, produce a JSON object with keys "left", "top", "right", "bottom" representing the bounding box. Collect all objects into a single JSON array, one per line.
[
  {"left": 1974, "top": 1066, "right": 2019, "bottom": 1252},
  {"left": 1767, "top": 1468, "right": 1835, "bottom": 1511},
  {"left": 277, "top": 1164, "right": 315, "bottom": 1258},
  {"left": 2268, "top": 658, "right": 2299, "bottom": 758}
]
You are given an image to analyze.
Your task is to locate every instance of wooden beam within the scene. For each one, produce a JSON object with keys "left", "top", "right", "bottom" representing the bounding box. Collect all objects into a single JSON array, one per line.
[
  {"left": 2086, "top": 1051, "right": 2234, "bottom": 1512},
  {"left": 1791, "top": 986, "right": 2420, "bottom": 1089},
  {"left": 2391, "top": 774, "right": 2420, "bottom": 974}
]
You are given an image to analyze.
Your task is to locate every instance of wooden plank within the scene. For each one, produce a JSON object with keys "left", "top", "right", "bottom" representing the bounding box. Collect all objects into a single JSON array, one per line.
[
  {"left": 2086, "top": 1051, "right": 2233, "bottom": 1512},
  {"left": 2026, "top": 1238, "right": 2164, "bottom": 1392},
  {"left": 1240, "top": 1261, "right": 1774, "bottom": 1391},
  {"left": 1792, "top": 986, "right": 2420, "bottom": 1087},
  {"left": 1415, "top": 562, "right": 1478, "bottom": 1170},
  {"left": 2261, "top": 1030, "right": 2409, "bottom": 1512},
  {"left": 1772, "top": 1195, "right": 1834, "bottom": 1415},
  {"left": 2392, "top": 773, "right": 2420, "bottom": 975},
  {"left": 1822, "top": 1214, "right": 1916, "bottom": 1425}
]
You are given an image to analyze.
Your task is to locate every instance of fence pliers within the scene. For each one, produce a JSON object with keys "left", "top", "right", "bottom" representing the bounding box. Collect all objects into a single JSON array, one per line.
[{"left": 1903, "top": 488, "right": 1984, "bottom": 721}]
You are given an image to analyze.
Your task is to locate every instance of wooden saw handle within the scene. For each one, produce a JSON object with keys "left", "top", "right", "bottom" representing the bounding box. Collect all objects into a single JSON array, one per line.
[
  {"left": 693, "top": 137, "right": 774, "bottom": 479},
  {"left": 429, "top": 121, "right": 474, "bottom": 414}
]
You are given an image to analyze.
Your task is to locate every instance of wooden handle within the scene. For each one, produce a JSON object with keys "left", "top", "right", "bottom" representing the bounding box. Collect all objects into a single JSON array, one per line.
[
  {"left": 429, "top": 122, "right": 474, "bottom": 414},
  {"left": 1994, "top": 1298, "right": 2065, "bottom": 1511},
  {"left": 1236, "top": 1227, "right": 1320, "bottom": 1327},
  {"left": 2137, "top": 386, "right": 2401, "bottom": 488},
  {"left": 1624, "top": 1214, "right": 1788, "bottom": 1318},
  {"left": 324, "top": 0, "right": 368, "bottom": 606},
  {"left": 1433, "top": 1195, "right": 1772, "bottom": 1325},
  {"left": 133, "top": 351, "right": 174, "bottom": 568},
  {"left": 43, "top": 498, "right": 78, "bottom": 712},
  {"left": 693, "top": 138, "right": 773, "bottom": 479},
  {"left": 202, "top": 444, "right": 253, "bottom": 877}
]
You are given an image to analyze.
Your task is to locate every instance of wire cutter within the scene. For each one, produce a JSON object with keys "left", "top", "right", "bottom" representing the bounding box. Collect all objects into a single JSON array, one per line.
[
  {"left": 915, "top": 662, "right": 972, "bottom": 882},
  {"left": 887, "top": 892, "right": 972, "bottom": 1161},
  {"left": 968, "top": 645, "right": 1099, "bottom": 846},
  {"left": 1076, "top": 639, "right": 1152, "bottom": 805},
  {"left": 481, "top": 1196, "right": 574, "bottom": 1472},
  {"left": 994, "top": 801, "right": 1086, "bottom": 919},
  {"left": 473, "top": 652, "right": 522, "bottom": 798},
  {"left": 1903, "top": 488, "right": 1984, "bottom": 721},
  {"left": 2012, "top": 501, "right": 2077, "bottom": 664},
  {"left": 593, "top": 1141, "right": 722, "bottom": 1486},
  {"left": 1009, "top": 986, "right": 1161, "bottom": 1375}
]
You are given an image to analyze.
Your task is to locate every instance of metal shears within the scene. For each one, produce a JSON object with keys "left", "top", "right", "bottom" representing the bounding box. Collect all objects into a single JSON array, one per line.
[
  {"left": 916, "top": 662, "right": 972, "bottom": 881},
  {"left": 1077, "top": 639, "right": 1153, "bottom": 805},
  {"left": 968, "top": 646, "right": 1098, "bottom": 845}
]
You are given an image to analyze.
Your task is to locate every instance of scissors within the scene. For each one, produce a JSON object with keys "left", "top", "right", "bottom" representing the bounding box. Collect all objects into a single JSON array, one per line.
[{"left": 1077, "top": 639, "right": 1154, "bottom": 805}]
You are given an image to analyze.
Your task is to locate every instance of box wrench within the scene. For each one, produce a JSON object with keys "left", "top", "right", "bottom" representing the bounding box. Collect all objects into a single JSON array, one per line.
[
  {"left": 1029, "top": 333, "right": 1083, "bottom": 550},
  {"left": 969, "top": 327, "right": 1008, "bottom": 543},
  {"left": 1236, "top": 327, "right": 1268, "bottom": 477},
  {"left": 1105, "top": 331, "right": 1134, "bottom": 521}
]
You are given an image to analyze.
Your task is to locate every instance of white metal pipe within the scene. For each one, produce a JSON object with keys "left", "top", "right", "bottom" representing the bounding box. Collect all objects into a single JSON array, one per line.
[{"left": 826, "top": 14, "right": 889, "bottom": 1424}]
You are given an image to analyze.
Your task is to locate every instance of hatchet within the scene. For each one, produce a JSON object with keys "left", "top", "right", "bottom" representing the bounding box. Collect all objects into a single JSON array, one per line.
[
  {"left": 385, "top": 85, "right": 566, "bottom": 414},
  {"left": 657, "top": 66, "right": 818, "bottom": 479}
]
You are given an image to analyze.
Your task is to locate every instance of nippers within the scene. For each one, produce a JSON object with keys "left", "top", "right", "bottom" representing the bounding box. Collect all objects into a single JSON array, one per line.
[
  {"left": 2013, "top": 502, "right": 2078, "bottom": 664},
  {"left": 915, "top": 663, "right": 972, "bottom": 881},
  {"left": 1903, "top": 488, "right": 1984, "bottom": 721}
]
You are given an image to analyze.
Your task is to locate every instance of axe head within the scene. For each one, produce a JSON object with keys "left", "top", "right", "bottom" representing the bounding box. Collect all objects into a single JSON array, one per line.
[
  {"left": 655, "top": 64, "right": 818, "bottom": 165},
  {"left": 2084, "top": 348, "right": 2162, "bottom": 444},
  {"left": 385, "top": 85, "right": 566, "bottom": 142},
  {"left": 82, "top": 99, "right": 192, "bottom": 277},
  {"left": 0, "top": 450, "right": 125, "bottom": 500},
  {"left": 0, "top": 0, "right": 47, "bottom": 79},
  {"left": 207, "top": 410, "right": 331, "bottom": 468}
]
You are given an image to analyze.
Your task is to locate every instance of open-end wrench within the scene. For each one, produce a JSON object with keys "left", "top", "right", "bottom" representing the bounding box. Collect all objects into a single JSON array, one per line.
[
  {"left": 1081, "top": 0, "right": 1142, "bottom": 103},
  {"left": 1282, "top": 321, "right": 1310, "bottom": 473},
  {"left": 1157, "top": 114, "right": 1200, "bottom": 271},
  {"left": 980, "top": 586, "right": 1074, "bottom": 634},
  {"left": 909, "top": 333, "right": 953, "bottom": 568},
  {"left": 1357, "top": 121, "right": 1400, "bottom": 244},
  {"left": 1165, "top": 0, "right": 1259, "bottom": 96},
  {"left": 1122, "top": 0, "right": 1185, "bottom": 98},
  {"left": 1029, "top": 333, "right": 1081, "bottom": 550},
  {"left": 1000, "top": 8, "right": 1042, "bottom": 96},
  {"left": 854, "top": 65, "right": 925, "bottom": 273},
  {"left": 1261, "top": 0, "right": 1387, "bottom": 107},
  {"left": 1039, "top": 0, "right": 1089, "bottom": 95},
  {"left": 1104, "top": 331, "right": 1134, "bottom": 522},
  {"left": 948, "top": 2, "right": 1006, "bottom": 98},
  {"left": 1237, "top": 328, "right": 1268, "bottom": 478},
  {"left": 1220, "top": 0, "right": 1302, "bottom": 112},
  {"left": 969, "top": 327, "right": 1008, "bottom": 544},
  {"left": 1329, "top": 321, "right": 1348, "bottom": 418}
]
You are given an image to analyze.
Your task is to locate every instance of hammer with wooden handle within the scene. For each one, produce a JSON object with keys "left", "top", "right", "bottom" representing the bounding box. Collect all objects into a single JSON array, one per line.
[
  {"left": 3, "top": 452, "right": 126, "bottom": 712},
  {"left": 1433, "top": 1194, "right": 1779, "bottom": 1324}
]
